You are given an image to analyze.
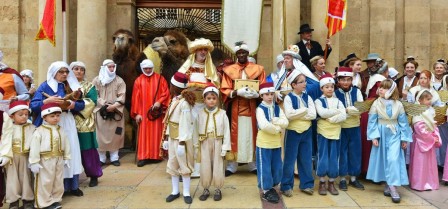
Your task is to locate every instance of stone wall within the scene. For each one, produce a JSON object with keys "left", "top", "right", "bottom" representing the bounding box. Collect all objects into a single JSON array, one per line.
[{"left": 2, "top": 0, "right": 448, "bottom": 80}]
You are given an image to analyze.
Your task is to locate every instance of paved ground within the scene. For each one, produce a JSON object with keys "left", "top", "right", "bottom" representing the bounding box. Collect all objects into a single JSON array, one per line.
[{"left": 2, "top": 152, "right": 447, "bottom": 209}]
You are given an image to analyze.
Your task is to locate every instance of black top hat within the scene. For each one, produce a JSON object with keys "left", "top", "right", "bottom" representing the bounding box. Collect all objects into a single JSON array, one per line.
[{"left": 298, "top": 24, "right": 314, "bottom": 34}]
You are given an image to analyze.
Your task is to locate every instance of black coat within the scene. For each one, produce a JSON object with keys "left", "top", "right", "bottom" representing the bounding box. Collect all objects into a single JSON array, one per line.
[{"left": 296, "top": 40, "right": 332, "bottom": 70}]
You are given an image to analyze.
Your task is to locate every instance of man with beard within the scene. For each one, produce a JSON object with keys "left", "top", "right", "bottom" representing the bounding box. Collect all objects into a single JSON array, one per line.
[
  {"left": 220, "top": 42, "right": 266, "bottom": 176},
  {"left": 359, "top": 53, "right": 380, "bottom": 98},
  {"left": 178, "top": 38, "right": 220, "bottom": 177}
]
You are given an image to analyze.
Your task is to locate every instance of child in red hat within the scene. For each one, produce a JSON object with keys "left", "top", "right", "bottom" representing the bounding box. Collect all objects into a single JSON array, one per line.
[
  {"left": 29, "top": 103, "right": 71, "bottom": 209},
  {"left": 0, "top": 101, "right": 35, "bottom": 209},
  {"left": 255, "top": 82, "right": 289, "bottom": 204}
]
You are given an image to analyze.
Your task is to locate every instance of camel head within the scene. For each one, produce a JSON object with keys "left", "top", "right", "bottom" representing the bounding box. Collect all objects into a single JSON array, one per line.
[
  {"left": 151, "top": 30, "right": 189, "bottom": 60},
  {"left": 112, "top": 29, "right": 138, "bottom": 63}
]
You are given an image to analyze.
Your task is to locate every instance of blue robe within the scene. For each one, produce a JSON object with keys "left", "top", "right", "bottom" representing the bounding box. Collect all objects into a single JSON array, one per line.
[
  {"left": 30, "top": 81, "right": 85, "bottom": 126},
  {"left": 366, "top": 99, "right": 412, "bottom": 186}
]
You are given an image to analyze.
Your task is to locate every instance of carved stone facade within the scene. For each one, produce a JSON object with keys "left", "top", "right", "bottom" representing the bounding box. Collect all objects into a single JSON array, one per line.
[{"left": 1, "top": 0, "right": 448, "bottom": 83}]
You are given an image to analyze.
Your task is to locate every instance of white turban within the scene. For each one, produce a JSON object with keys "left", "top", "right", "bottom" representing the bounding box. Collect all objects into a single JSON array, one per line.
[
  {"left": 20, "top": 69, "right": 34, "bottom": 82},
  {"left": 98, "top": 59, "right": 116, "bottom": 86},
  {"left": 140, "top": 59, "right": 154, "bottom": 77},
  {"left": 276, "top": 54, "right": 284, "bottom": 65},
  {"left": 47, "top": 61, "right": 80, "bottom": 92}
]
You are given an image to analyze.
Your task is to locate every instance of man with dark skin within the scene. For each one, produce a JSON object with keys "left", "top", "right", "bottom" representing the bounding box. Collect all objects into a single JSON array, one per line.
[{"left": 220, "top": 42, "right": 266, "bottom": 176}]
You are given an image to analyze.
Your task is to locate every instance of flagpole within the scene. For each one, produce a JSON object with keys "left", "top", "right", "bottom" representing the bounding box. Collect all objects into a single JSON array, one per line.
[
  {"left": 324, "top": 33, "right": 329, "bottom": 61},
  {"left": 62, "top": 0, "right": 67, "bottom": 62}
]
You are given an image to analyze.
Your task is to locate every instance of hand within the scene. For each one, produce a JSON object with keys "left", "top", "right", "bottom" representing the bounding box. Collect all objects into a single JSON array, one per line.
[
  {"left": 106, "top": 104, "right": 116, "bottom": 112},
  {"left": 325, "top": 39, "right": 331, "bottom": 47},
  {"left": 44, "top": 96, "right": 63, "bottom": 104},
  {"left": 135, "top": 115, "right": 143, "bottom": 124},
  {"left": 67, "top": 101, "right": 75, "bottom": 110},
  {"left": 347, "top": 106, "right": 360, "bottom": 115},
  {"left": 29, "top": 88, "right": 36, "bottom": 94},
  {"left": 237, "top": 87, "right": 250, "bottom": 98},
  {"left": 64, "top": 160, "right": 70, "bottom": 168},
  {"left": 30, "top": 163, "right": 43, "bottom": 174},
  {"left": 0, "top": 157, "right": 9, "bottom": 167},
  {"left": 272, "top": 117, "right": 280, "bottom": 125},
  {"left": 153, "top": 102, "right": 161, "bottom": 109},
  {"left": 274, "top": 125, "right": 282, "bottom": 133},
  {"left": 401, "top": 142, "right": 407, "bottom": 149},
  {"left": 162, "top": 141, "right": 169, "bottom": 151},
  {"left": 221, "top": 149, "right": 227, "bottom": 157},
  {"left": 247, "top": 89, "right": 259, "bottom": 99},
  {"left": 372, "top": 139, "right": 379, "bottom": 147},
  {"left": 276, "top": 92, "right": 283, "bottom": 101},
  {"left": 177, "top": 145, "right": 186, "bottom": 156},
  {"left": 402, "top": 90, "right": 408, "bottom": 100}
]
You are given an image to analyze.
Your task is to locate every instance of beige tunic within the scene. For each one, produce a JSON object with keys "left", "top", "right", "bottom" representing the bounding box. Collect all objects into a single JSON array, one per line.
[
  {"left": 92, "top": 76, "right": 126, "bottom": 151},
  {"left": 165, "top": 96, "right": 194, "bottom": 176},
  {"left": 196, "top": 107, "right": 231, "bottom": 189},
  {"left": 29, "top": 125, "right": 70, "bottom": 208},
  {"left": 0, "top": 122, "right": 35, "bottom": 203}
]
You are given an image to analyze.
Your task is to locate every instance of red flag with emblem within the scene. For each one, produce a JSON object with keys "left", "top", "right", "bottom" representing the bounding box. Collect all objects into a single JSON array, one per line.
[
  {"left": 325, "top": 0, "right": 347, "bottom": 37},
  {"left": 35, "top": 0, "right": 56, "bottom": 46}
]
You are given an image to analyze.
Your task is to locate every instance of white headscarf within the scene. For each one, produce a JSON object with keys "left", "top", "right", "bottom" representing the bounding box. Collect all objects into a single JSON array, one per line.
[
  {"left": 280, "top": 58, "right": 318, "bottom": 82},
  {"left": 20, "top": 69, "right": 34, "bottom": 82},
  {"left": 47, "top": 61, "right": 81, "bottom": 92},
  {"left": 140, "top": 59, "right": 154, "bottom": 77},
  {"left": 98, "top": 59, "right": 116, "bottom": 86},
  {"left": 69, "top": 61, "right": 86, "bottom": 80},
  {"left": 0, "top": 50, "right": 8, "bottom": 71}
]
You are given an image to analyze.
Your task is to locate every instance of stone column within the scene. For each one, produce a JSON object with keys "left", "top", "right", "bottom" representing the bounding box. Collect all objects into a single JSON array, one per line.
[
  {"left": 429, "top": 0, "right": 448, "bottom": 69},
  {"left": 284, "top": 0, "right": 301, "bottom": 46},
  {"left": 37, "top": 0, "right": 63, "bottom": 83},
  {"left": 77, "top": 0, "right": 107, "bottom": 81},
  {"left": 0, "top": 1, "right": 20, "bottom": 69},
  {"left": 311, "top": 0, "right": 338, "bottom": 72},
  {"left": 271, "top": 0, "right": 285, "bottom": 71},
  {"left": 404, "top": 1, "right": 430, "bottom": 70},
  {"left": 369, "top": 0, "right": 397, "bottom": 68}
]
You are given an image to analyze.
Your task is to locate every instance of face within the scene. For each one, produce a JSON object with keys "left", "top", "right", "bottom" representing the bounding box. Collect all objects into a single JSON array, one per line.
[
  {"left": 351, "top": 61, "right": 362, "bottom": 73},
  {"left": 54, "top": 67, "right": 69, "bottom": 82},
  {"left": 405, "top": 63, "right": 416, "bottom": 77},
  {"left": 276, "top": 60, "right": 284, "bottom": 70},
  {"left": 378, "top": 87, "right": 387, "bottom": 98},
  {"left": 321, "top": 84, "right": 334, "bottom": 97},
  {"left": 107, "top": 63, "right": 116, "bottom": 72},
  {"left": 11, "top": 109, "right": 29, "bottom": 125},
  {"left": 236, "top": 50, "right": 249, "bottom": 64},
  {"left": 382, "top": 68, "right": 389, "bottom": 78},
  {"left": 261, "top": 92, "right": 275, "bottom": 104},
  {"left": 284, "top": 55, "right": 293, "bottom": 69},
  {"left": 72, "top": 66, "right": 85, "bottom": 81},
  {"left": 419, "top": 73, "right": 430, "bottom": 88},
  {"left": 204, "top": 92, "right": 218, "bottom": 109},
  {"left": 292, "top": 75, "right": 306, "bottom": 93},
  {"left": 300, "top": 32, "right": 312, "bottom": 41},
  {"left": 22, "top": 76, "right": 32, "bottom": 85},
  {"left": 44, "top": 112, "right": 61, "bottom": 125},
  {"left": 434, "top": 63, "right": 445, "bottom": 76},
  {"left": 143, "top": 67, "right": 153, "bottom": 75},
  {"left": 195, "top": 48, "right": 208, "bottom": 63},
  {"left": 338, "top": 76, "right": 353, "bottom": 90},
  {"left": 419, "top": 96, "right": 433, "bottom": 107},
  {"left": 314, "top": 59, "right": 326, "bottom": 72},
  {"left": 366, "top": 60, "right": 375, "bottom": 68}
]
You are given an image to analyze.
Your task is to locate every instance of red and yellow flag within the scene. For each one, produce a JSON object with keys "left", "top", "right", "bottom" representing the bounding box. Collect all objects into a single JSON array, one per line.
[
  {"left": 325, "top": 0, "right": 347, "bottom": 37},
  {"left": 35, "top": 0, "right": 56, "bottom": 46}
]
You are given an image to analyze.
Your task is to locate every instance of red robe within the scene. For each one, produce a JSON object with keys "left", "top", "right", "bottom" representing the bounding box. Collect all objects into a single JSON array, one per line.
[
  {"left": 220, "top": 62, "right": 266, "bottom": 161},
  {"left": 131, "top": 73, "right": 170, "bottom": 160}
]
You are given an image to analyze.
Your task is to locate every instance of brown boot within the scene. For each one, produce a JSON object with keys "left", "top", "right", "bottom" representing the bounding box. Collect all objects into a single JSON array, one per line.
[
  {"left": 327, "top": 181, "right": 339, "bottom": 195},
  {"left": 318, "top": 181, "right": 327, "bottom": 195}
]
